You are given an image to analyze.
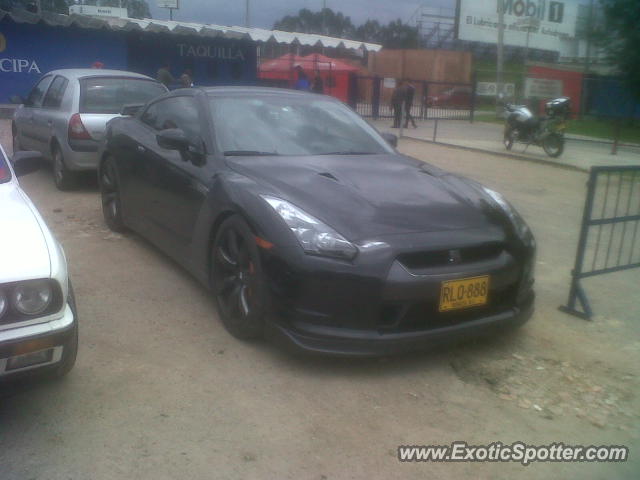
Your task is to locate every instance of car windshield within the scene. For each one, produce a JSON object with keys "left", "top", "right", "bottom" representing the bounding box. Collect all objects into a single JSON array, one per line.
[
  {"left": 80, "top": 77, "right": 167, "bottom": 114},
  {"left": 209, "top": 95, "right": 393, "bottom": 156},
  {"left": 0, "top": 147, "right": 10, "bottom": 184}
]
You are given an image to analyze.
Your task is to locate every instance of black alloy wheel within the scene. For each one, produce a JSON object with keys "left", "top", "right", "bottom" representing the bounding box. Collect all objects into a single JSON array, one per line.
[
  {"left": 212, "top": 216, "right": 266, "bottom": 340},
  {"left": 99, "top": 156, "right": 127, "bottom": 232}
]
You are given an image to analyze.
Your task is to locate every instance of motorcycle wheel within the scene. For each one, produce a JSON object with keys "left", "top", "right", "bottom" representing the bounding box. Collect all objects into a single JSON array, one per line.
[
  {"left": 504, "top": 127, "right": 516, "bottom": 151},
  {"left": 542, "top": 133, "right": 564, "bottom": 158}
]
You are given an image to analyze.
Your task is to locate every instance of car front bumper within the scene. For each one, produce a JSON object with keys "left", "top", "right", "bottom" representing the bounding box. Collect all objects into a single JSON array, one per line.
[
  {"left": 267, "top": 295, "right": 534, "bottom": 356},
  {"left": 0, "top": 303, "right": 76, "bottom": 377},
  {"left": 260, "top": 231, "right": 535, "bottom": 356}
]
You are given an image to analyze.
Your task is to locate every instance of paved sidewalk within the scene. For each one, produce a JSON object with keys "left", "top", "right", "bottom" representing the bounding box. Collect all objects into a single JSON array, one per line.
[{"left": 372, "top": 119, "right": 640, "bottom": 171}]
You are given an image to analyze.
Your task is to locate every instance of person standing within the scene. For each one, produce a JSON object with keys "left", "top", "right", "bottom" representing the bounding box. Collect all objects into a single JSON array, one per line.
[
  {"left": 391, "top": 80, "right": 406, "bottom": 128},
  {"left": 294, "top": 66, "right": 310, "bottom": 91},
  {"left": 157, "top": 62, "right": 175, "bottom": 89},
  {"left": 180, "top": 68, "right": 194, "bottom": 88},
  {"left": 404, "top": 80, "right": 417, "bottom": 128},
  {"left": 311, "top": 72, "right": 324, "bottom": 94}
]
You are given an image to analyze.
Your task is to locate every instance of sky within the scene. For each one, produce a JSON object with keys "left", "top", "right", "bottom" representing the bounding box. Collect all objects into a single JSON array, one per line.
[{"left": 148, "top": 0, "right": 455, "bottom": 29}]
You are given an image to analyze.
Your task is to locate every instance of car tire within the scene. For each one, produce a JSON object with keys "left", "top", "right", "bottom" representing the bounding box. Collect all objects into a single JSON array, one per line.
[
  {"left": 542, "top": 133, "right": 564, "bottom": 158},
  {"left": 12, "top": 123, "right": 21, "bottom": 154},
  {"left": 504, "top": 127, "right": 515, "bottom": 150},
  {"left": 53, "top": 280, "right": 79, "bottom": 378},
  {"left": 52, "top": 144, "right": 78, "bottom": 191},
  {"left": 211, "top": 215, "right": 267, "bottom": 340},
  {"left": 99, "top": 155, "right": 127, "bottom": 232}
]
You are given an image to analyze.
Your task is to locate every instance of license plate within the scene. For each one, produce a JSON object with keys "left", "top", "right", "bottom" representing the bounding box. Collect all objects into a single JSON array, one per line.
[{"left": 439, "top": 275, "right": 489, "bottom": 312}]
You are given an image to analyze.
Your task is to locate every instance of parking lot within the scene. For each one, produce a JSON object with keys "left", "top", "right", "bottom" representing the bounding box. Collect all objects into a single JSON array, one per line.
[{"left": 1, "top": 119, "right": 639, "bottom": 479}]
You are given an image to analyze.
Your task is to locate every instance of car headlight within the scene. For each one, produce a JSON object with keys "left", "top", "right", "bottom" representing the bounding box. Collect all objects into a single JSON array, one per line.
[
  {"left": 261, "top": 196, "right": 358, "bottom": 260},
  {"left": 12, "top": 280, "right": 53, "bottom": 315},
  {"left": 483, "top": 187, "right": 532, "bottom": 241},
  {"left": 0, "top": 289, "right": 7, "bottom": 318}
]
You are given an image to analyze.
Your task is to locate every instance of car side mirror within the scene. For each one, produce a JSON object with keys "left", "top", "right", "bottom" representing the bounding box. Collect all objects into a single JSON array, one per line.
[
  {"left": 121, "top": 103, "right": 143, "bottom": 116},
  {"left": 10, "top": 95, "right": 26, "bottom": 105},
  {"left": 11, "top": 151, "right": 42, "bottom": 177},
  {"left": 381, "top": 132, "right": 398, "bottom": 148},
  {"left": 157, "top": 128, "right": 190, "bottom": 151}
]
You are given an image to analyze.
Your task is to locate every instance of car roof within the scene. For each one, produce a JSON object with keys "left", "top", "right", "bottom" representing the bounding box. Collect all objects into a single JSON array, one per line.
[
  {"left": 44, "top": 69, "right": 156, "bottom": 81},
  {"left": 198, "top": 86, "right": 327, "bottom": 98}
]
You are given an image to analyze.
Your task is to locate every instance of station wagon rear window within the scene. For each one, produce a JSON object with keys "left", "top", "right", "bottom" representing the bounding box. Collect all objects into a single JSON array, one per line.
[{"left": 79, "top": 77, "right": 167, "bottom": 114}]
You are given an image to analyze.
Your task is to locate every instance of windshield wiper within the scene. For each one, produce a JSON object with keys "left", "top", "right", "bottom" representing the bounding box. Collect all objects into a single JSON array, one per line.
[
  {"left": 317, "top": 151, "right": 376, "bottom": 155},
  {"left": 224, "top": 150, "right": 281, "bottom": 156}
]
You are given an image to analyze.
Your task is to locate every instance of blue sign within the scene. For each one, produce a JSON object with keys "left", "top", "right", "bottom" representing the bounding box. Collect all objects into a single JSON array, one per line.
[
  {"left": 126, "top": 32, "right": 257, "bottom": 87},
  {"left": 0, "top": 17, "right": 258, "bottom": 103},
  {"left": 0, "top": 18, "right": 127, "bottom": 102}
]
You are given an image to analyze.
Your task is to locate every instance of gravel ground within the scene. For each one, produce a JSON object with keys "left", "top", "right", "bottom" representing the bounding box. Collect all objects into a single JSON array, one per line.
[{"left": 1, "top": 119, "right": 638, "bottom": 479}]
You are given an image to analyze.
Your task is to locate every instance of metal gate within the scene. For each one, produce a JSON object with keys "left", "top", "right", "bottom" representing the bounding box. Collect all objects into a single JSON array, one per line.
[
  {"left": 352, "top": 77, "right": 476, "bottom": 121},
  {"left": 560, "top": 165, "right": 640, "bottom": 319}
]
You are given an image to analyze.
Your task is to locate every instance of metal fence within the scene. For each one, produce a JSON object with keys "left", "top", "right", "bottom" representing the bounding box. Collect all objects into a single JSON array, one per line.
[
  {"left": 560, "top": 165, "right": 640, "bottom": 319},
  {"left": 352, "top": 77, "right": 476, "bottom": 121}
]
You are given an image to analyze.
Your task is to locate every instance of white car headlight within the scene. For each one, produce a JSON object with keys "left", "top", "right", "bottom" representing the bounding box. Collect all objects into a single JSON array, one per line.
[
  {"left": 262, "top": 196, "right": 358, "bottom": 260},
  {"left": 483, "top": 187, "right": 531, "bottom": 241},
  {"left": 12, "top": 280, "right": 53, "bottom": 315},
  {"left": 0, "top": 289, "right": 7, "bottom": 318}
]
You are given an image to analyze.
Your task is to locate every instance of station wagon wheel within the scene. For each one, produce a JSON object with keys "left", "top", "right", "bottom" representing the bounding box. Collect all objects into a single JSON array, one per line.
[
  {"left": 99, "top": 156, "right": 127, "bottom": 232},
  {"left": 212, "top": 216, "right": 266, "bottom": 340},
  {"left": 52, "top": 144, "right": 78, "bottom": 191},
  {"left": 12, "top": 124, "right": 21, "bottom": 153}
]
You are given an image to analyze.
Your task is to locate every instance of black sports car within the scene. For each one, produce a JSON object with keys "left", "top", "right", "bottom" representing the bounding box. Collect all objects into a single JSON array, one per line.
[{"left": 99, "top": 87, "right": 535, "bottom": 356}]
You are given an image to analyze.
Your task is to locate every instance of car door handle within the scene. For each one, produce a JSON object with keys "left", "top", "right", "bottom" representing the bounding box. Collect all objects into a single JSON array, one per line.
[{"left": 137, "top": 145, "right": 145, "bottom": 153}]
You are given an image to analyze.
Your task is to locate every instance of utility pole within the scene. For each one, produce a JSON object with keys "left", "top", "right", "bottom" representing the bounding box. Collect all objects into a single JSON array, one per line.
[
  {"left": 496, "top": 0, "right": 505, "bottom": 115},
  {"left": 583, "top": 0, "right": 594, "bottom": 74},
  {"left": 322, "top": 0, "right": 327, "bottom": 35},
  {"left": 580, "top": 0, "right": 595, "bottom": 119},
  {"left": 245, "top": 0, "right": 250, "bottom": 27}
]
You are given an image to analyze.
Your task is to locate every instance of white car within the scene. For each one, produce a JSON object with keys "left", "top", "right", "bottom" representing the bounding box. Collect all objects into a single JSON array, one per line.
[{"left": 0, "top": 145, "right": 78, "bottom": 379}]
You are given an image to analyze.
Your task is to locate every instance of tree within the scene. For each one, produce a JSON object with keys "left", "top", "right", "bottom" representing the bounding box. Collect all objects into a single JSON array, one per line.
[
  {"left": 598, "top": 0, "right": 640, "bottom": 98},
  {"left": 274, "top": 8, "right": 356, "bottom": 39},
  {"left": 274, "top": 8, "right": 420, "bottom": 49},
  {"left": 370, "top": 19, "right": 420, "bottom": 49}
]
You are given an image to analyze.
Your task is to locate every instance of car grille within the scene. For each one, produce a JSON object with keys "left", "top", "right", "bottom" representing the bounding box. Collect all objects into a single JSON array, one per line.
[
  {"left": 377, "top": 285, "right": 517, "bottom": 334},
  {"left": 397, "top": 243, "right": 504, "bottom": 272}
]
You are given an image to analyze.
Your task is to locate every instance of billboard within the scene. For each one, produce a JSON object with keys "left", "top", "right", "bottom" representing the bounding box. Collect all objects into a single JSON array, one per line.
[
  {"left": 456, "top": 0, "right": 578, "bottom": 54},
  {"left": 157, "top": 0, "right": 179, "bottom": 8}
]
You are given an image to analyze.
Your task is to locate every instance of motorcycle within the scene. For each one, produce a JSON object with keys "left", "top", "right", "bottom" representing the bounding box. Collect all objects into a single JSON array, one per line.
[{"left": 502, "top": 97, "right": 571, "bottom": 158}]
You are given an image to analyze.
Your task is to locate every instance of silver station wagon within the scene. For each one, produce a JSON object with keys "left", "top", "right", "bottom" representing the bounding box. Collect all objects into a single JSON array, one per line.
[{"left": 12, "top": 69, "right": 167, "bottom": 190}]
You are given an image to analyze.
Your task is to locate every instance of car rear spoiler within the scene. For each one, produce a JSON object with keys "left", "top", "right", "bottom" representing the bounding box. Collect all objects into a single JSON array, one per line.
[{"left": 120, "top": 104, "right": 144, "bottom": 116}]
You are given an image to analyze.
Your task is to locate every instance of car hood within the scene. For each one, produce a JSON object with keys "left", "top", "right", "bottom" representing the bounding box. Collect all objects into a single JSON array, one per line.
[
  {"left": 229, "top": 154, "right": 499, "bottom": 241},
  {"left": 0, "top": 184, "right": 51, "bottom": 282}
]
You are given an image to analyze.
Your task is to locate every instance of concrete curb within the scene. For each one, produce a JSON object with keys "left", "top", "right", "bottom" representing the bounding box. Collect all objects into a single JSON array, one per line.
[{"left": 401, "top": 135, "right": 589, "bottom": 173}]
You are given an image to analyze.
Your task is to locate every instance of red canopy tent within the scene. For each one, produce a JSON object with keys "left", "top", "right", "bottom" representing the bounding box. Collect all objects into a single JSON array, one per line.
[{"left": 259, "top": 53, "right": 359, "bottom": 102}]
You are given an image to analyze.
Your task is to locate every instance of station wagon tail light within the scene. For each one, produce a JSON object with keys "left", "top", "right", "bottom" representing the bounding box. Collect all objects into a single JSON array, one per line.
[{"left": 68, "top": 113, "right": 91, "bottom": 140}]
